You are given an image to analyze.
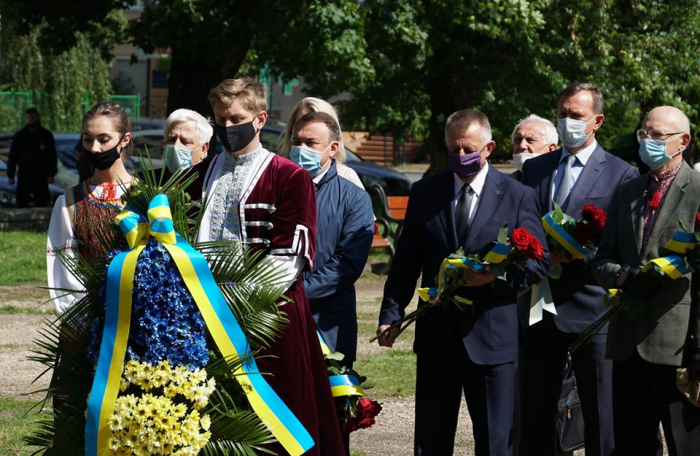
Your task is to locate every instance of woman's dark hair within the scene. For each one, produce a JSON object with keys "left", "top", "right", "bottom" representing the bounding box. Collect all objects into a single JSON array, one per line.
[{"left": 82, "top": 102, "right": 133, "bottom": 154}]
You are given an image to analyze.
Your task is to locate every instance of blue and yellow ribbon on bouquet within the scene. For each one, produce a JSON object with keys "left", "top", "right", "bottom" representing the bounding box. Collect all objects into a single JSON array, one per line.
[
  {"left": 417, "top": 243, "right": 511, "bottom": 304},
  {"left": 316, "top": 331, "right": 365, "bottom": 398},
  {"left": 665, "top": 230, "right": 698, "bottom": 255},
  {"left": 644, "top": 255, "right": 692, "bottom": 279},
  {"left": 542, "top": 212, "right": 591, "bottom": 261},
  {"left": 86, "top": 194, "right": 314, "bottom": 456}
]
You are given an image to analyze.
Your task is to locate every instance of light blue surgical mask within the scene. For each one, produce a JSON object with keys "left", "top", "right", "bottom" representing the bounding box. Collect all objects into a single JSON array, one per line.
[
  {"left": 557, "top": 117, "right": 595, "bottom": 149},
  {"left": 290, "top": 144, "right": 329, "bottom": 176},
  {"left": 166, "top": 145, "right": 195, "bottom": 173},
  {"left": 639, "top": 137, "right": 682, "bottom": 170}
]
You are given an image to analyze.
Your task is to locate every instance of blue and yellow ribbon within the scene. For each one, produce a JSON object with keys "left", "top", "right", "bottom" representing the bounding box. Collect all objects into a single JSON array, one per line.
[
  {"left": 542, "top": 212, "right": 591, "bottom": 260},
  {"left": 644, "top": 255, "right": 691, "bottom": 280},
  {"left": 316, "top": 330, "right": 366, "bottom": 398},
  {"left": 86, "top": 194, "right": 314, "bottom": 456},
  {"left": 665, "top": 230, "right": 697, "bottom": 255}
]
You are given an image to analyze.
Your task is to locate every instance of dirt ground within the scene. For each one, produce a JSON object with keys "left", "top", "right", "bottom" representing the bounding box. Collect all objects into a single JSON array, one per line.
[{"left": 0, "top": 276, "right": 480, "bottom": 455}]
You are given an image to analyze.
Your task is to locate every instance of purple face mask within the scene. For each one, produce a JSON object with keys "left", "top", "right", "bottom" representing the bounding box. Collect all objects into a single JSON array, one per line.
[{"left": 448, "top": 151, "right": 483, "bottom": 181}]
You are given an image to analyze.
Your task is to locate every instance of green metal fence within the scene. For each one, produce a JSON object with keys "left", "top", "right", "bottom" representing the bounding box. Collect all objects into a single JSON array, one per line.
[{"left": 0, "top": 92, "right": 141, "bottom": 133}]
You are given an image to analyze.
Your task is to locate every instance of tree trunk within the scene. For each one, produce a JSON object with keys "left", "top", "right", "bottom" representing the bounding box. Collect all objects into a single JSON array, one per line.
[{"left": 166, "top": 41, "right": 252, "bottom": 117}]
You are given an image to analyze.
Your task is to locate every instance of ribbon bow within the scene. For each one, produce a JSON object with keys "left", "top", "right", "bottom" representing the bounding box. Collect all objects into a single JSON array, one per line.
[
  {"left": 86, "top": 194, "right": 313, "bottom": 456},
  {"left": 115, "top": 194, "right": 176, "bottom": 248}
]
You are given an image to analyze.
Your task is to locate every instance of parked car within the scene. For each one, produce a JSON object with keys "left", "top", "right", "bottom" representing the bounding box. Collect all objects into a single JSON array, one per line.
[
  {"left": 344, "top": 150, "right": 412, "bottom": 196},
  {"left": 131, "top": 117, "right": 166, "bottom": 132},
  {"left": 248, "top": 125, "right": 412, "bottom": 197}
]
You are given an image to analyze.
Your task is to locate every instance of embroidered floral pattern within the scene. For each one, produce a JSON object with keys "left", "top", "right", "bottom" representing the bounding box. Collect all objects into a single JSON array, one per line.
[{"left": 210, "top": 148, "right": 262, "bottom": 241}]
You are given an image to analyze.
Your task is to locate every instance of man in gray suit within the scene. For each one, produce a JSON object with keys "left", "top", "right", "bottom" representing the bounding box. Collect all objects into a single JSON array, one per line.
[{"left": 594, "top": 106, "right": 700, "bottom": 456}]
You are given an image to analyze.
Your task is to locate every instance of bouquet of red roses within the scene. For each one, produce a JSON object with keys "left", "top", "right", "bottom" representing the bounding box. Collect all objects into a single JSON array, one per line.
[
  {"left": 543, "top": 203, "right": 606, "bottom": 278},
  {"left": 372, "top": 224, "right": 545, "bottom": 344},
  {"left": 318, "top": 338, "right": 382, "bottom": 434}
]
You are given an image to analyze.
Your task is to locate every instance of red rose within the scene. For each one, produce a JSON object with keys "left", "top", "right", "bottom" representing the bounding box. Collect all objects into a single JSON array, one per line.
[
  {"left": 511, "top": 227, "right": 545, "bottom": 260},
  {"left": 593, "top": 208, "right": 607, "bottom": 230},
  {"left": 695, "top": 211, "right": 700, "bottom": 230},
  {"left": 573, "top": 221, "right": 596, "bottom": 244},
  {"left": 343, "top": 417, "right": 359, "bottom": 434},
  {"left": 581, "top": 204, "right": 597, "bottom": 222},
  {"left": 357, "top": 398, "right": 382, "bottom": 419}
]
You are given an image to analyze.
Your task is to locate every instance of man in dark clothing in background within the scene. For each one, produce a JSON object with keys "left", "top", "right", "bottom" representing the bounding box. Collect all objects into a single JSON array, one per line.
[{"left": 7, "top": 107, "right": 57, "bottom": 207}]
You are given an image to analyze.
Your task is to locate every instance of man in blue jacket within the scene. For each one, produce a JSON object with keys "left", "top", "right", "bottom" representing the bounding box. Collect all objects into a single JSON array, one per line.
[
  {"left": 377, "top": 110, "right": 550, "bottom": 456},
  {"left": 290, "top": 111, "right": 375, "bottom": 366}
]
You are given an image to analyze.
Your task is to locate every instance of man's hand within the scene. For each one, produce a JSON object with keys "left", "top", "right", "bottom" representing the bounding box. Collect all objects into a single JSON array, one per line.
[
  {"left": 47, "top": 176, "right": 54, "bottom": 184},
  {"left": 463, "top": 267, "right": 495, "bottom": 287},
  {"left": 377, "top": 324, "right": 399, "bottom": 348},
  {"left": 620, "top": 266, "right": 662, "bottom": 299},
  {"left": 8, "top": 178, "right": 14, "bottom": 185},
  {"left": 687, "top": 346, "right": 700, "bottom": 381},
  {"left": 551, "top": 251, "right": 571, "bottom": 266}
]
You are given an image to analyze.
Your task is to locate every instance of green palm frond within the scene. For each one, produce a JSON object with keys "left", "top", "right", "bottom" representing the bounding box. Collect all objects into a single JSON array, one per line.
[{"left": 30, "top": 156, "right": 298, "bottom": 455}]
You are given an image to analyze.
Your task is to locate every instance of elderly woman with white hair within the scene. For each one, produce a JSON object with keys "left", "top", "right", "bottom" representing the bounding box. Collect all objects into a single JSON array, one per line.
[{"left": 280, "top": 97, "right": 365, "bottom": 189}]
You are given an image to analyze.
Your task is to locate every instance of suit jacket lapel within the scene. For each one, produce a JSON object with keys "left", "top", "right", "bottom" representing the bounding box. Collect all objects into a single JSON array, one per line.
[
  {"left": 438, "top": 173, "right": 459, "bottom": 251},
  {"left": 628, "top": 177, "right": 647, "bottom": 256},
  {"left": 465, "top": 167, "right": 505, "bottom": 247},
  {"left": 544, "top": 150, "right": 563, "bottom": 212},
  {"left": 643, "top": 165, "right": 691, "bottom": 258},
  {"left": 566, "top": 145, "right": 606, "bottom": 214}
]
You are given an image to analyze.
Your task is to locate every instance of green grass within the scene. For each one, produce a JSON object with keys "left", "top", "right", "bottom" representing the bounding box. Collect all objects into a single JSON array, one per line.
[
  {"left": 0, "top": 396, "right": 43, "bottom": 455},
  {"left": 355, "top": 349, "right": 417, "bottom": 397},
  {"left": 0, "top": 231, "right": 47, "bottom": 286},
  {"left": 0, "top": 305, "right": 51, "bottom": 315}
]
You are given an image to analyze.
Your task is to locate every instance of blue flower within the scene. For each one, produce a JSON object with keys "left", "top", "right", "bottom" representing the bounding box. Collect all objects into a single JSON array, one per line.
[{"left": 89, "top": 238, "right": 210, "bottom": 369}]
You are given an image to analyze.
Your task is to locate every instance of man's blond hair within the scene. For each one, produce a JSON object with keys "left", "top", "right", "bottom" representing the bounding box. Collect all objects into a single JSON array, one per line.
[{"left": 208, "top": 78, "right": 267, "bottom": 114}]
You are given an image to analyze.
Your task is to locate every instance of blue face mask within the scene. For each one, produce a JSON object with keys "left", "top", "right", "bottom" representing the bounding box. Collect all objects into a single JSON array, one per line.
[
  {"left": 639, "top": 137, "right": 682, "bottom": 170},
  {"left": 290, "top": 145, "right": 326, "bottom": 176}
]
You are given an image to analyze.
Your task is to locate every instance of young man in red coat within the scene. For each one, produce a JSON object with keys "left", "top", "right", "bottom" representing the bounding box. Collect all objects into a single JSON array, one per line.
[{"left": 197, "top": 78, "right": 345, "bottom": 455}]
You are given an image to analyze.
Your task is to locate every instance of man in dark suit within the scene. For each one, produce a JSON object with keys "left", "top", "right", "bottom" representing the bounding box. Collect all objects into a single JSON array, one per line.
[
  {"left": 593, "top": 106, "right": 700, "bottom": 456},
  {"left": 519, "top": 83, "right": 639, "bottom": 456},
  {"left": 377, "top": 110, "right": 550, "bottom": 456}
]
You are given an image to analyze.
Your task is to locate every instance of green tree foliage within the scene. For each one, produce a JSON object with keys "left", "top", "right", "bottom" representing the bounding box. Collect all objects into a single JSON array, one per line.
[
  {"left": 4, "top": 0, "right": 700, "bottom": 167},
  {"left": 0, "top": 26, "right": 113, "bottom": 132}
]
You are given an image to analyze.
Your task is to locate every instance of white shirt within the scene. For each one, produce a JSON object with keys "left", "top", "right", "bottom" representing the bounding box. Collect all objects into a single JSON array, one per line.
[
  {"left": 47, "top": 183, "right": 130, "bottom": 314},
  {"left": 453, "top": 161, "right": 489, "bottom": 223},
  {"left": 551, "top": 140, "right": 597, "bottom": 202}
]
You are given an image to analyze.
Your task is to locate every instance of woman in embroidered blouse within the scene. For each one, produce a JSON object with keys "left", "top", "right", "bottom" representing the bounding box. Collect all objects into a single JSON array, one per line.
[{"left": 47, "top": 102, "right": 135, "bottom": 314}]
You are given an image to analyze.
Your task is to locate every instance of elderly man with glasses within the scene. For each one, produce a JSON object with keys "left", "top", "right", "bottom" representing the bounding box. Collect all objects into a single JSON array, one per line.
[{"left": 593, "top": 106, "right": 700, "bottom": 456}]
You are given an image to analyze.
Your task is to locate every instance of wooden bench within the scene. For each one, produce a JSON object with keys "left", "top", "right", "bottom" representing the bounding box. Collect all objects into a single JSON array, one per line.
[{"left": 369, "top": 185, "right": 410, "bottom": 262}]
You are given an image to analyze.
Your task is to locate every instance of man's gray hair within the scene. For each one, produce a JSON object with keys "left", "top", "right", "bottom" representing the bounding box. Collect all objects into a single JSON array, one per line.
[
  {"left": 445, "top": 109, "right": 492, "bottom": 144},
  {"left": 511, "top": 114, "right": 558, "bottom": 146},
  {"left": 558, "top": 82, "right": 604, "bottom": 114},
  {"left": 164, "top": 108, "right": 214, "bottom": 147}
]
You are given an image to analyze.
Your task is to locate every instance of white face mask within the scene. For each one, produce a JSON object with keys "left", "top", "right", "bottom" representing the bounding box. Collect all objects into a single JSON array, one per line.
[
  {"left": 166, "top": 145, "right": 197, "bottom": 173},
  {"left": 557, "top": 117, "right": 595, "bottom": 149},
  {"left": 511, "top": 152, "right": 536, "bottom": 170}
]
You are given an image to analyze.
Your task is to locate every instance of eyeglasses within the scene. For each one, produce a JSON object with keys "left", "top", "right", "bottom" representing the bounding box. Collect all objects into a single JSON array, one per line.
[{"left": 637, "top": 129, "right": 684, "bottom": 141}]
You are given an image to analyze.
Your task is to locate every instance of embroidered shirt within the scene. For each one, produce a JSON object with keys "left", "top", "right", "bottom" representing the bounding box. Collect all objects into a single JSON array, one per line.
[
  {"left": 209, "top": 147, "right": 263, "bottom": 241},
  {"left": 642, "top": 160, "right": 683, "bottom": 251}
]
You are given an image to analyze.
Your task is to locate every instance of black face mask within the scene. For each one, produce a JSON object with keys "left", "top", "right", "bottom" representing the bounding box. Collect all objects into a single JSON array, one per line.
[
  {"left": 214, "top": 120, "right": 257, "bottom": 152},
  {"left": 85, "top": 140, "right": 122, "bottom": 170}
]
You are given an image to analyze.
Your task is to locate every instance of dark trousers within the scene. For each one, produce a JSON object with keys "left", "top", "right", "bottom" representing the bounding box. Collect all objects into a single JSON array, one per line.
[
  {"left": 415, "top": 334, "right": 514, "bottom": 456},
  {"left": 519, "top": 313, "right": 614, "bottom": 456},
  {"left": 16, "top": 174, "right": 50, "bottom": 207},
  {"left": 613, "top": 351, "right": 700, "bottom": 456}
]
